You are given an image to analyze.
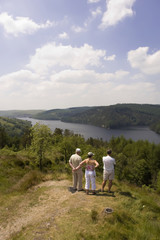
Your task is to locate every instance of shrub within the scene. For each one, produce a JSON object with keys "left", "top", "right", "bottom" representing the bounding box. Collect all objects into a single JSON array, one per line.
[
  {"left": 91, "top": 209, "right": 98, "bottom": 222},
  {"left": 12, "top": 170, "right": 43, "bottom": 192}
]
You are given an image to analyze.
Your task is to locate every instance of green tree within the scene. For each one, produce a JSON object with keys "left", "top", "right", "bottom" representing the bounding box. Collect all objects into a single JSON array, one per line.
[
  {"left": 30, "top": 123, "right": 52, "bottom": 170},
  {"left": 132, "top": 159, "right": 151, "bottom": 186},
  {"left": 156, "top": 171, "right": 160, "bottom": 193},
  {"left": 0, "top": 127, "right": 8, "bottom": 148}
]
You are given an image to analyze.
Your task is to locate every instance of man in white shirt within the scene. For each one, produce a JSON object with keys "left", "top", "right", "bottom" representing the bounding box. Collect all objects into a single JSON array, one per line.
[
  {"left": 101, "top": 149, "right": 116, "bottom": 193},
  {"left": 69, "top": 148, "right": 83, "bottom": 191}
]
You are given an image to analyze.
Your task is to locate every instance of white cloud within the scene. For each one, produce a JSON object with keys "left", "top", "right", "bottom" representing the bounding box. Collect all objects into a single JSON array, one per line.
[
  {"left": 104, "top": 54, "right": 116, "bottom": 61},
  {"left": 0, "top": 70, "right": 40, "bottom": 93},
  {"left": 0, "top": 66, "right": 158, "bottom": 110},
  {"left": 71, "top": 25, "right": 86, "bottom": 33},
  {"left": 113, "top": 82, "right": 157, "bottom": 104},
  {"left": 128, "top": 47, "right": 160, "bottom": 75},
  {"left": 99, "top": 0, "right": 136, "bottom": 29},
  {"left": 50, "top": 69, "right": 129, "bottom": 84},
  {"left": 27, "top": 42, "right": 106, "bottom": 74},
  {"left": 91, "top": 7, "right": 102, "bottom": 18},
  {"left": 88, "top": 0, "right": 101, "bottom": 3},
  {"left": 58, "top": 32, "right": 69, "bottom": 40},
  {"left": 0, "top": 12, "right": 55, "bottom": 36}
]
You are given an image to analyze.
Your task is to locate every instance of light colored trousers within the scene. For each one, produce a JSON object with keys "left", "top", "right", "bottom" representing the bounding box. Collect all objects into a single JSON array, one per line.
[
  {"left": 73, "top": 169, "right": 83, "bottom": 190},
  {"left": 85, "top": 170, "right": 96, "bottom": 190}
]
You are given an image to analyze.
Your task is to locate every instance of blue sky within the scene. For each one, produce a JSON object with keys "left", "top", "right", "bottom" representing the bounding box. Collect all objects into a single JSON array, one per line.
[{"left": 0, "top": 0, "right": 160, "bottom": 110}]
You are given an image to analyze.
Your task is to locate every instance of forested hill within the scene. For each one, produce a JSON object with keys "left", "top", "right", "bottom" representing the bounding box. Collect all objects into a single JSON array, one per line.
[
  {"left": 34, "top": 104, "right": 160, "bottom": 134},
  {"left": 0, "top": 117, "right": 31, "bottom": 137},
  {"left": 0, "top": 110, "right": 43, "bottom": 118}
]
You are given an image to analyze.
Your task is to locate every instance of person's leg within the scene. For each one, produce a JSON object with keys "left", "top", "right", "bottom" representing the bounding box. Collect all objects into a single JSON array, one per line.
[
  {"left": 77, "top": 170, "right": 83, "bottom": 191},
  {"left": 85, "top": 171, "right": 90, "bottom": 194},
  {"left": 101, "top": 180, "right": 106, "bottom": 192},
  {"left": 101, "top": 170, "right": 108, "bottom": 192},
  {"left": 108, "top": 180, "right": 112, "bottom": 192},
  {"left": 91, "top": 172, "right": 96, "bottom": 194},
  {"left": 73, "top": 172, "right": 78, "bottom": 190},
  {"left": 108, "top": 171, "right": 114, "bottom": 192}
]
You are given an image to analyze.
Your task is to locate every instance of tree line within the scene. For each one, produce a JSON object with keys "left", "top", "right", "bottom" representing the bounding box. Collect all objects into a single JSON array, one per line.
[
  {"left": 32, "top": 104, "right": 160, "bottom": 134},
  {"left": 0, "top": 120, "right": 160, "bottom": 192}
]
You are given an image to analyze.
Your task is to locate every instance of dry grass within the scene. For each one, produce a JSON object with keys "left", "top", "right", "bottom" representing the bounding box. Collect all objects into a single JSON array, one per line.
[
  {"left": 0, "top": 172, "right": 160, "bottom": 240},
  {"left": 1, "top": 179, "right": 160, "bottom": 240}
]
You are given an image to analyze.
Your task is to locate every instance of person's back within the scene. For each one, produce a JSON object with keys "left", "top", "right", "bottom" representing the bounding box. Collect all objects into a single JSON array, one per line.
[
  {"left": 85, "top": 159, "right": 95, "bottom": 171},
  {"left": 69, "top": 148, "right": 83, "bottom": 191},
  {"left": 69, "top": 153, "right": 82, "bottom": 168},
  {"left": 101, "top": 149, "right": 116, "bottom": 193},
  {"left": 103, "top": 155, "right": 115, "bottom": 171}
]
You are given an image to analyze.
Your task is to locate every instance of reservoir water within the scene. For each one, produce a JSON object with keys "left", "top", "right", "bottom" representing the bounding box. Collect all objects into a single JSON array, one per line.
[{"left": 20, "top": 118, "right": 160, "bottom": 144}]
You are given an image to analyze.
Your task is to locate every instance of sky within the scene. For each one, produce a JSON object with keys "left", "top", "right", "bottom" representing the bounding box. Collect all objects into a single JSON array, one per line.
[{"left": 0, "top": 0, "right": 160, "bottom": 110}]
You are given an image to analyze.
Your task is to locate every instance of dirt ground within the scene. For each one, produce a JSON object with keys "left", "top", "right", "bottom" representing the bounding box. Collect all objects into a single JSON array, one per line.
[
  {"left": 0, "top": 179, "right": 116, "bottom": 240},
  {"left": 0, "top": 180, "right": 74, "bottom": 240}
]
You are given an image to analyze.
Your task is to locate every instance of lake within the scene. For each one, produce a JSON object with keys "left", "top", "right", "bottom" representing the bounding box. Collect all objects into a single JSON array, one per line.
[{"left": 20, "top": 118, "right": 160, "bottom": 144}]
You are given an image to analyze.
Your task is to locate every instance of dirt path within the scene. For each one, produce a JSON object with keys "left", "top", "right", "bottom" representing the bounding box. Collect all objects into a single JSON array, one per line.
[{"left": 0, "top": 180, "right": 74, "bottom": 240}]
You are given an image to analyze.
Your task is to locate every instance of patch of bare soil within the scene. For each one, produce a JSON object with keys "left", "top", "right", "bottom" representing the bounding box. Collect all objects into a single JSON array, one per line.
[{"left": 0, "top": 180, "right": 74, "bottom": 240}]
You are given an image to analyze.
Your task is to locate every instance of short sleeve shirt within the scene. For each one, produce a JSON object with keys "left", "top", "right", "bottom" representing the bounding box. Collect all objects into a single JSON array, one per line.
[
  {"left": 69, "top": 153, "right": 82, "bottom": 168},
  {"left": 103, "top": 155, "right": 116, "bottom": 171}
]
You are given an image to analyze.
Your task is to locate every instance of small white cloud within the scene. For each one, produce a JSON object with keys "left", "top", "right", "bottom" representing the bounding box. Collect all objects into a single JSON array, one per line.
[
  {"left": 58, "top": 32, "right": 69, "bottom": 39},
  {"left": 91, "top": 7, "right": 102, "bottom": 18},
  {"left": 99, "top": 0, "right": 136, "bottom": 29},
  {"left": 88, "top": 0, "right": 101, "bottom": 3},
  {"left": 128, "top": 47, "right": 160, "bottom": 75},
  {"left": 0, "top": 12, "right": 55, "bottom": 36},
  {"left": 71, "top": 25, "right": 85, "bottom": 33},
  {"left": 104, "top": 54, "right": 116, "bottom": 61}
]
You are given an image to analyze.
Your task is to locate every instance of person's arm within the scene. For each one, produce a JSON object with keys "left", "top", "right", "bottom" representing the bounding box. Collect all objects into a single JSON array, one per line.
[
  {"left": 69, "top": 161, "right": 75, "bottom": 170},
  {"left": 69, "top": 157, "right": 75, "bottom": 170},
  {"left": 94, "top": 160, "right": 99, "bottom": 168},
  {"left": 75, "top": 159, "right": 86, "bottom": 170}
]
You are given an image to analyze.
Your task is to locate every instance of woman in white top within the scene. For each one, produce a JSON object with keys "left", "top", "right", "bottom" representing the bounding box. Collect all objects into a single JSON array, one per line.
[{"left": 75, "top": 152, "right": 99, "bottom": 195}]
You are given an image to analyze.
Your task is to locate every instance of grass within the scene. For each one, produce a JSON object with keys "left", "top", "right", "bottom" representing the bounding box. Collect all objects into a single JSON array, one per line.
[{"left": 0, "top": 153, "right": 160, "bottom": 240}]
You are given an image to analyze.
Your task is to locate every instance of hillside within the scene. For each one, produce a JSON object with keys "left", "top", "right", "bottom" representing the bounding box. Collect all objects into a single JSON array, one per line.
[
  {"left": 0, "top": 110, "right": 44, "bottom": 118},
  {"left": 0, "top": 117, "right": 31, "bottom": 137},
  {"left": 33, "top": 104, "right": 160, "bottom": 133},
  {"left": 32, "top": 106, "right": 92, "bottom": 120},
  {"left": 0, "top": 124, "right": 160, "bottom": 239},
  {"left": 0, "top": 176, "right": 160, "bottom": 240}
]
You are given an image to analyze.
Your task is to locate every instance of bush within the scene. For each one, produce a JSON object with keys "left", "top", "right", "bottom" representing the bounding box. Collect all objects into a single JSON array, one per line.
[
  {"left": 91, "top": 209, "right": 98, "bottom": 222},
  {"left": 12, "top": 170, "right": 44, "bottom": 192},
  {"left": 156, "top": 171, "right": 160, "bottom": 193}
]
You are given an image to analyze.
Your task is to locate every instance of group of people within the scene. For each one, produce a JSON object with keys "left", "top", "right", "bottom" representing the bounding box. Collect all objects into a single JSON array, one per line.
[{"left": 69, "top": 148, "right": 116, "bottom": 195}]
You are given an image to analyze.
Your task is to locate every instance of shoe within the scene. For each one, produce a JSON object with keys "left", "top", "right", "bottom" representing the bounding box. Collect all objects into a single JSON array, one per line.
[
  {"left": 92, "top": 192, "right": 96, "bottom": 195},
  {"left": 78, "top": 189, "right": 83, "bottom": 192}
]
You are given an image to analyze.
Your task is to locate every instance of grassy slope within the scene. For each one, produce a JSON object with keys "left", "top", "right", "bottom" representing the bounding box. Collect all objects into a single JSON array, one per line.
[
  {"left": 0, "top": 154, "right": 160, "bottom": 240},
  {"left": 1, "top": 179, "right": 160, "bottom": 240}
]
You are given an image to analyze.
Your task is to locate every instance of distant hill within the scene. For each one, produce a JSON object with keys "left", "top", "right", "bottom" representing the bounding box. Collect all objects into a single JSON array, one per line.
[
  {"left": 1, "top": 104, "right": 160, "bottom": 134},
  {"left": 33, "top": 104, "right": 160, "bottom": 134},
  {"left": 33, "top": 106, "right": 92, "bottom": 120},
  {"left": 0, "top": 110, "right": 44, "bottom": 118}
]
